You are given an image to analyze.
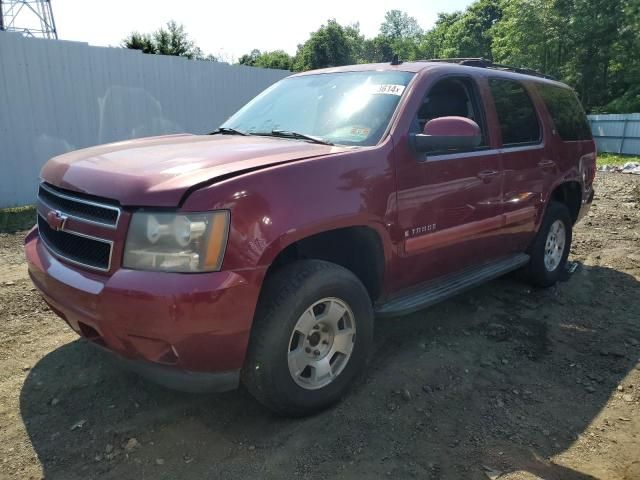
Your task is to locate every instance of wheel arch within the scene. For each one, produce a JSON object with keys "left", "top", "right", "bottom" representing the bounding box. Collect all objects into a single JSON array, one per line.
[
  {"left": 548, "top": 180, "right": 582, "bottom": 225},
  {"left": 260, "top": 224, "right": 388, "bottom": 302}
]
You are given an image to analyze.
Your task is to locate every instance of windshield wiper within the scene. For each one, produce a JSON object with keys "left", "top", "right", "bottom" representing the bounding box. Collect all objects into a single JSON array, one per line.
[
  {"left": 254, "top": 130, "right": 334, "bottom": 146},
  {"left": 209, "top": 127, "right": 249, "bottom": 136}
]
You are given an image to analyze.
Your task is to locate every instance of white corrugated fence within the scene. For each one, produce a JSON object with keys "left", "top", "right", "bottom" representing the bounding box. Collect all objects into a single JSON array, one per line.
[
  {"left": 0, "top": 32, "right": 289, "bottom": 207},
  {"left": 588, "top": 113, "right": 640, "bottom": 156}
]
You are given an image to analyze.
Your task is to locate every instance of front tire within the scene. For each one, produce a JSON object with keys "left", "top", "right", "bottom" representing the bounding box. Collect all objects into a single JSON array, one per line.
[
  {"left": 524, "top": 201, "right": 573, "bottom": 287},
  {"left": 242, "top": 260, "right": 374, "bottom": 417}
]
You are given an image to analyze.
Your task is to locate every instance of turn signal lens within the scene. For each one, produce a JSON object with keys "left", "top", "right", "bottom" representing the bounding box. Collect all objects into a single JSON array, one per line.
[{"left": 204, "top": 212, "right": 230, "bottom": 270}]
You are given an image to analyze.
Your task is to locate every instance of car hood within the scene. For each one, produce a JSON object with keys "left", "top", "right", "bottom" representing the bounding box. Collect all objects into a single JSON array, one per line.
[{"left": 41, "top": 134, "right": 350, "bottom": 206}]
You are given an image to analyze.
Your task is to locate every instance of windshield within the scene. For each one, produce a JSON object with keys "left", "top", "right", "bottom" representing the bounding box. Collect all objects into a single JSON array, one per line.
[{"left": 221, "top": 71, "right": 414, "bottom": 146}]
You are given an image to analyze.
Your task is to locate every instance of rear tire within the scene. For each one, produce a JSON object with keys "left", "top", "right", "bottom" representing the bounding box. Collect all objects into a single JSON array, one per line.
[
  {"left": 524, "top": 201, "right": 572, "bottom": 288},
  {"left": 242, "top": 260, "right": 373, "bottom": 417}
]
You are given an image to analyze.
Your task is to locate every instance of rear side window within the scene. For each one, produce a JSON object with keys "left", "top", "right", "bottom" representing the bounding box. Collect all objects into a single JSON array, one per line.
[
  {"left": 489, "top": 79, "right": 540, "bottom": 146},
  {"left": 537, "top": 84, "right": 592, "bottom": 141}
]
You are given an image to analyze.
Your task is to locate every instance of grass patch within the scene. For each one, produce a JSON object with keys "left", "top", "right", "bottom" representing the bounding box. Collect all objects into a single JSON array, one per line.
[
  {"left": 0, "top": 205, "right": 36, "bottom": 233},
  {"left": 597, "top": 153, "right": 640, "bottom": 167}
]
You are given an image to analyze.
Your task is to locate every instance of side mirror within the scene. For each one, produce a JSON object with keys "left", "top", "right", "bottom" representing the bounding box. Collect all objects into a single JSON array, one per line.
[{"left": 410, "top": 116, "right": 482, "bottom": 153}]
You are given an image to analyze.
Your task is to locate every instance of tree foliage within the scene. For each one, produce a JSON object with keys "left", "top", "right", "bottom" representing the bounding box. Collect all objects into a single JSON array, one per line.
[
  {"left": 491, "top": 0, "right": 639, "bottom": 111},
  {"left": 123, "top": 21, "right": 207, "bottom": 60},
  {"left": 293, "top": 19, "right": 356, "bottom": 71},
  {"left": 361, "top": 36, "right": 395, "bottom": 63},
  {"left": 294, "top": 1, "right": 639, "bottom": 111},
  {"left": 379, "top": 9, "right": 423, "bottom": 40},
  {"left": 123, "top": 32, "right": 155, "bottom": 54},
  {"left": 238, "top": 49, "right": 261, "bottom": 66},
  {"left": 239, "top": 49, "right": 294, "bottom": 70},
  {"left": 439, "top": 0, "right": 503, "bottom": 59},
  {"left": 128, "top": 5, "right": 640, "bottom": 112}
]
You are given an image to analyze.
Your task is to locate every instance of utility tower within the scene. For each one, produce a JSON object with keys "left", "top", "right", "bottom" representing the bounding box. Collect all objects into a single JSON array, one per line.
[{"left": 0, "top": 0, "right": 58, "bottom": 39}]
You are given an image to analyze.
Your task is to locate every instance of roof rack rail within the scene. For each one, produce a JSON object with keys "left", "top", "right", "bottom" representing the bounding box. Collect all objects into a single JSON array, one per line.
[{"left": 421, "top": 58, "right": 556, "bottom": 80}]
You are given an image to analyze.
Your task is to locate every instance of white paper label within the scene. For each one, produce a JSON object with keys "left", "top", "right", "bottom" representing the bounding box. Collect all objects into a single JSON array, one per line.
[{"left": 370, "top": 84, "right": 406, "bottom": 96}]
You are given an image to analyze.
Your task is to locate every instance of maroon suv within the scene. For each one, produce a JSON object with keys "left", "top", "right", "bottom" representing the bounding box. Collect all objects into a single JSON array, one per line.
[{"left": 26, "top": 59, "right": 595, "bottom": 416}]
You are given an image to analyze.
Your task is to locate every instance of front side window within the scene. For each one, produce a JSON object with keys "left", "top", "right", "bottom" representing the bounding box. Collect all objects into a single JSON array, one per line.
[
  {"left": 537, "top": 84, "right": 592, "bottom": 141},
  {"left": 221, "top": 71, "right": 414, "bottom": 146},
  {"left": 415, "top": 76, "right": 488, "bottom": 151},
  {"left": 489, "top": 79, "right": 541, "bottom": 146}
]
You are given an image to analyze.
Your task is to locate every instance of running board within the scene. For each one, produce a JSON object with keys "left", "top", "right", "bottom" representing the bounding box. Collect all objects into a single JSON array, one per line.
[{"left": 375, "top": 254, "right": 530, "bottom": 318}]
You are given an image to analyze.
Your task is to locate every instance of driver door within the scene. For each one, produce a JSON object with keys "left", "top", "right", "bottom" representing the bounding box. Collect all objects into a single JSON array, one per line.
[{"left": 392, "top": 75, "right": 504, "bottom": 291}]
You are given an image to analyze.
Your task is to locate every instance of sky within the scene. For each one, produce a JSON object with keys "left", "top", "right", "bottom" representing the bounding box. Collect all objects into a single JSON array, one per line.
[{"left": 49, "top": 0, "right": 475, "bottom": 62}]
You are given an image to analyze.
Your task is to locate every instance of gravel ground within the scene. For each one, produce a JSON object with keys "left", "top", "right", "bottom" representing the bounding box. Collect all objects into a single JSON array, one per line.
[{"left": 1, "top": 173, "right": 639, "bottom": 480}]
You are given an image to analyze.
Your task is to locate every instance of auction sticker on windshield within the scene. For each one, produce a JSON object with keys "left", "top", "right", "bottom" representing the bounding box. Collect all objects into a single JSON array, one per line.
[{"left": 371, "top": 84, "right": 406, "bottom": 96}]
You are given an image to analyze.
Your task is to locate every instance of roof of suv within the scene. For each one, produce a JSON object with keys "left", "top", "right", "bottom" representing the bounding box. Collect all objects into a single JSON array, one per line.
[{"left": 292, "top": 60, "right": 570, "bottom": 89}]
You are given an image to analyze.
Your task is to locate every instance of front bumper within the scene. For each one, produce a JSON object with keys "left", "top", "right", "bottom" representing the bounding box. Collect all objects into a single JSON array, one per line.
[
  {"left": 112, "top": 351, "right": 241, "bottom": 393},
  {"left": 25, "top": 228, "right": 265, "bottom": 392}
]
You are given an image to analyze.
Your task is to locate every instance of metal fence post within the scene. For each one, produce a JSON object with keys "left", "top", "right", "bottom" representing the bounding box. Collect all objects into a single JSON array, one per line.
[{"left": 619, "top": 117, "right": 629, "bottom": 154}]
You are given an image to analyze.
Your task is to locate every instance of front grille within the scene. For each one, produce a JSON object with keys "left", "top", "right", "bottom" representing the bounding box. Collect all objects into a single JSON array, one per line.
[
  {"left": 38, "top": 215, "right": 112, "bottom": 271},
  {"left": 38, "top": 184, "right": 120, "bottom": 227}
]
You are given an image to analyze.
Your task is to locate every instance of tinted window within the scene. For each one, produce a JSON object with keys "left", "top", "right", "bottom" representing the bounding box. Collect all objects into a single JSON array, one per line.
[
  {"left": 537, "top": 84, "right": 592, "bottom": 141},
  {"left": 415, "top": 77, "right": 488, "bottom": 151},
  {"left": 489, "top": 79, "right": 540, "bottom": 146}
]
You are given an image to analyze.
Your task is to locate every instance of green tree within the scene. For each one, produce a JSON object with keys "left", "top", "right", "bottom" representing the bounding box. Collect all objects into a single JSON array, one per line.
[
  {"left": 238, "top": 49, "right": 262, "bottom": 66},
  {"left": 379, "top": 10, "right": 423, "bottom": 41},
  {"left": 377, "top": 10, "right": 424, "bottom": 61},
  {"left": 605, "top": 0, "right": 640, "bottom": 111},
  {"left": 293, "top": 19, "right": 355, "bottom": 71},
  {"left": 230, "top": 2, "right": 640, "bottom": 111},
  {"left": 344, "top": 23, "right": 367, "bottom": 63},
  {"left": 442, "top": 0, "right": 503, "bottom": 59},
  {"left": 254, "top": 50, "right": 294, "bottom": 70},
  {"left": 420, "top": 12, "right": 462, "bottom": 59},
  {"left": 122, "top": 21, "right": 206, "bottom": 60},
  {"left": 238, "top": 49, "right": 294, "bottom": 70},
  {"left": 491, "top": 0, "right": 567, "bottom": 76},
  {"left": 123, "top": 32, "right": 155, "bottom": 54},
  {"left": 361, "top": 35, "right": 395, "bottom": 63},
  {"left": 491, "top": 0, "right": 639, "bottom": 110},
  {"left": 567, "top": 0, "right": 636, "bottom": 109}
]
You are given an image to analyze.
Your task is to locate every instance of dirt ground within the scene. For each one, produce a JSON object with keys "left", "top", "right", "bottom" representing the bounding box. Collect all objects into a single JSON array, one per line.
[{"left": 1, "top": 173, "right": 639, "bottom": 480}]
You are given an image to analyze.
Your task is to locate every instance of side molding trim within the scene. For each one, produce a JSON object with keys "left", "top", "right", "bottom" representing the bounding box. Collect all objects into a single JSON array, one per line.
[{"left": 405, "top": 206, "right": 536, "bottom": 254}]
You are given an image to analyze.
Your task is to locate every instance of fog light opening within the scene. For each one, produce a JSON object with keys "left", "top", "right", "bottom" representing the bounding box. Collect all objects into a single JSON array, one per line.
[{"left": 78, "top": 322, "right": 106, "bottom": 347}]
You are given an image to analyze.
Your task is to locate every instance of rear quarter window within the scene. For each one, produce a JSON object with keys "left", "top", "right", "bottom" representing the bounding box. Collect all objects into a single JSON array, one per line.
[
  {"left": 489, "top": 79, "right": 541, "bottom": 146},
  {"left": 536, "top": 84, "right": 592, "bottom": 141}
]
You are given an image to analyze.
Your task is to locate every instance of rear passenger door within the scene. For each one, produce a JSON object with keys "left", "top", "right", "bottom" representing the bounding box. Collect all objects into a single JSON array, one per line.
[
  {"left": 535, "top": 83, "right": 596, "bottom": 188},
  {"left": 488, "top": 78, "right": 548, "bottom": 253}
]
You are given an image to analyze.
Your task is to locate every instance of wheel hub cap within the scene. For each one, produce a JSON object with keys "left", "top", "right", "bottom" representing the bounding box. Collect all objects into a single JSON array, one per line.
[
  {"left": 544, "top": 219, "right": 566, "bottom": 272},
  {"left": 288, "top": 297, "right": 356, "bottom": 390}
]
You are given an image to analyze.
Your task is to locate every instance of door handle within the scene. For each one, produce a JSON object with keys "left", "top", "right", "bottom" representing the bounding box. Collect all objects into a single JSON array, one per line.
[
  {"left": 538, "top": 159, "right": 556, "bottom": 171},
  {"left": 477, "top": 170, "right": 500, "bottom": 183}
]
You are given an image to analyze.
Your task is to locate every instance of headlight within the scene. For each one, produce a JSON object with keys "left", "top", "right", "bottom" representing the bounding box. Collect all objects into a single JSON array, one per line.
[{"left": 123, "top": 211, "right": 230, "bottom": 272}]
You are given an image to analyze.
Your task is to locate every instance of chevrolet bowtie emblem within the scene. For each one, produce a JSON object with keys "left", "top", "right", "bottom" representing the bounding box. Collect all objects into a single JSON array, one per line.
[{"left": 46, "top": 210, "right": 68, "bottom": 231}]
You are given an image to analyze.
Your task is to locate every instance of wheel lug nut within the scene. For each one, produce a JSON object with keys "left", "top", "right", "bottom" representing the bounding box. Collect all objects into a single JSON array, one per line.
[
  {"left": 322, "top": 340, "right": 328, "bottom": 345},
  {"left": 305, "top": 347, "right": 311, "bottom": 353},
  {"left": 314, "top": 350, "right": 320, "bottom": 356}
]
